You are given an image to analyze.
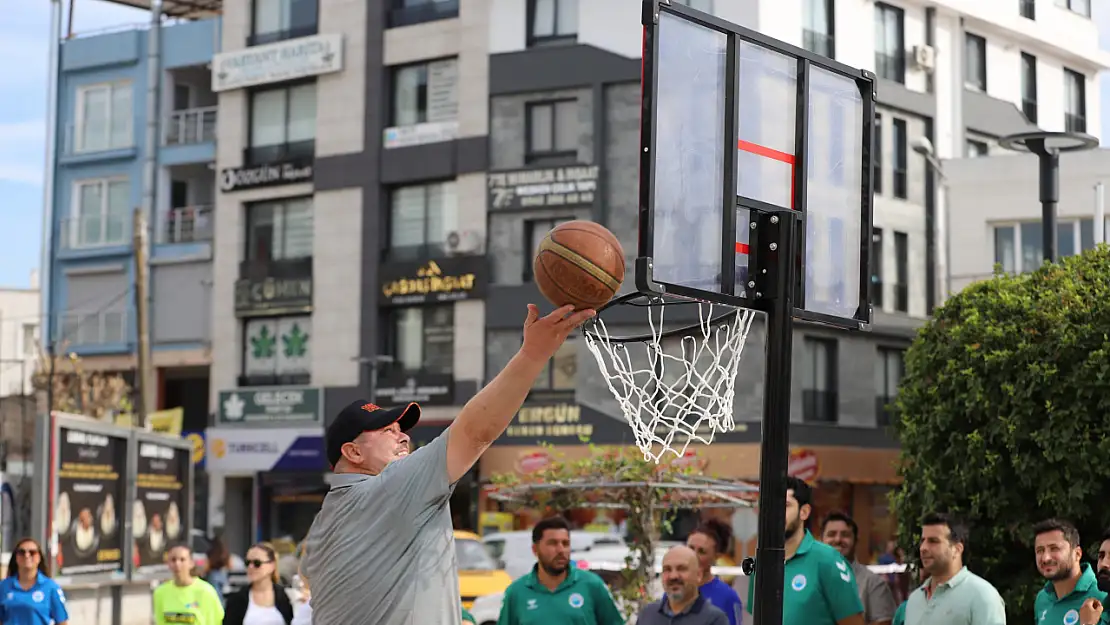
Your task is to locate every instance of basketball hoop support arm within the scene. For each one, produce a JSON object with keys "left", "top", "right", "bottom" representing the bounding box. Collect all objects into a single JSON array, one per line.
[{"left": 750, "top": 207, "right": 800, "bottom": 625}]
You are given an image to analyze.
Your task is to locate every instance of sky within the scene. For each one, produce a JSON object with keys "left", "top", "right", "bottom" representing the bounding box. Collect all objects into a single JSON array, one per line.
[{"left": 0, "top": 2, "right": 1109, "bottom": 289}]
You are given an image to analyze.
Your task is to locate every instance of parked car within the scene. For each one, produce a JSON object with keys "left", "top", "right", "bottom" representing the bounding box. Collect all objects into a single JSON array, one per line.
[{"left": 456, "top": 530, "right": 513, "bottom": 609}]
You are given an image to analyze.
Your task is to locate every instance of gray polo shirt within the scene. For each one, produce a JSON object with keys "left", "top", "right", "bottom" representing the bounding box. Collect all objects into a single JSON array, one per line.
[
  {"left": 852, "top": 561, "right": 898, "bottom": 623},
  {"left": 904, "top": 566, "right": 1006, "bottom": 625},
  {"left": 302, "top": 430, "right": 460, "bottom": 625},
  {"left": 638, "top": 595, "right": 730, "bottom": 625}
]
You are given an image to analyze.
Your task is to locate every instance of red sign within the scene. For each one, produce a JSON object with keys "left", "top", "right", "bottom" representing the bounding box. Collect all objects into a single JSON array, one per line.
[
  {"left": 788, "top": 448, "right": 820, "bottom": 484},
  {"left": 668, "top": 449, "right": 708, "bottom": 471},
  {"left": 516, "top": 451, "right": 552, "bottom": 474}
]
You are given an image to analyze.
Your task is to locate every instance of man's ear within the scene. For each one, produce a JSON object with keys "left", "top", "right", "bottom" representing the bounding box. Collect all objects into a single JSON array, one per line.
[{"left": 799, "top": 503, "right": 812, "bottom": 523}]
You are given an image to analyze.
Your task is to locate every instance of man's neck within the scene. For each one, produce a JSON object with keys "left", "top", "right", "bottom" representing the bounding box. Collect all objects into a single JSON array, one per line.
[
  {"left": 930, "top": 563, "right": 962, "bottom": 587},
  {"left": 785, "top": 528, "right": 805, "bottom": 560},
  {"left": 537, "top": 567, "right": 568, "bottom": 591},
  {"left": 1052, "top": 566, "right": 1084, "bottom": 599},
  {"left": 667, "top": 591, "right": 698, "bottom": 615}
]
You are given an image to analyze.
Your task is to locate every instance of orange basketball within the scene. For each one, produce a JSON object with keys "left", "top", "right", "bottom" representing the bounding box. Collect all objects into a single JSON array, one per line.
[{"left": 533, "top": 220, "right": 625, "bottom": 310}]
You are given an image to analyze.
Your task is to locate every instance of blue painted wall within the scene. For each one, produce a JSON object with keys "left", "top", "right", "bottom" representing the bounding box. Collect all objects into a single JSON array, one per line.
[{"left": 49, "top": 18, "right": 219, "bottom": 356}]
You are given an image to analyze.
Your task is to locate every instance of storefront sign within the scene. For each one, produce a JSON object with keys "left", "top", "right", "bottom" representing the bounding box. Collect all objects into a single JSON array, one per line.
[
  {"left": 217, "top": 387, "right": 323, "bottom": 424},
  {"left": 235, "top": 276, "right": 313, "bottom": 316},
  {"left": 384, "top": 120, "right": 460, "bottom": 149},
  {"left": 205, "top": 428, "right": 326, "bottom": 472},
  {"left": 53, "top": 426, "right": 127, "bottom": 576},
  {"left": 380, "top": 257, "right": 488, "bottom": 306},
  {"left": 487, "top": 165, "right": 600, "bottom": 210},
  {"left": 504, "top": 403, "right": 595, "bottom": 442},
  {"left": 516, "top": 450, "right": 552, "bottom": 474},
  {"left": 788, "top": 448, "right": 820, "bottom": 483},
  {"left": 212, "top": 33, "right": 344, "bottom": 92},
  {"left": 220, "top": 159, "right": 314, "bottom": 193},
  {"left": 375, "top": 374, "right": 454, "bottom": 406},
  {"left": 134, "top": 441, "right": 190, "bottom": 573}
]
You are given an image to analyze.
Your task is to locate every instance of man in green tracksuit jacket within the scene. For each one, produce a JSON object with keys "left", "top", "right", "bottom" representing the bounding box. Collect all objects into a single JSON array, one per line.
[
  {"left": 498, "top": 516, "right": 624, "bottom": 625},
  {"left": 1033, "top": 519, "right": 1106, "bottom": 625}
]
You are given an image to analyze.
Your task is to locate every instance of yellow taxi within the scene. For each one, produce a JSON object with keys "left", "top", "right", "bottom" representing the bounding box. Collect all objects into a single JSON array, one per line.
[{"left": 455, "top": 530, "right": 512, "bottom": 609}]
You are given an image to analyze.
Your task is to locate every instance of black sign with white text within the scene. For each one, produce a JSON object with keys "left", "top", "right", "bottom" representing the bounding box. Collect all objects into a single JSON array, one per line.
[
  {"left": 53, "top": 427, "right": 127, "bottom": 576},
  {"left": 134, "top": 442, "right": 189, "bottom": 573},
  {"left": 221, "top": 159, "right": 313, "bottom": 192},
  {"left": 487, "top": 165, "right": 599, "bottom": 210},
  {"left": 375, "top": 374, "right": 455, "bottom": 406}
]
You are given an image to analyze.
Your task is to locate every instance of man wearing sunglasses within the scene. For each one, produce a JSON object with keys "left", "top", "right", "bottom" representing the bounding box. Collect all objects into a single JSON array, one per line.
[{"left": 303, "top": 304, "right": 594, "bottom": 625}]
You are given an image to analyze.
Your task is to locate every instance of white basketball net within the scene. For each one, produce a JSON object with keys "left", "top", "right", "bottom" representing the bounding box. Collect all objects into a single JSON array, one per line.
[{"left": 584, "top": 300, "right": 756, "bottom": 463}]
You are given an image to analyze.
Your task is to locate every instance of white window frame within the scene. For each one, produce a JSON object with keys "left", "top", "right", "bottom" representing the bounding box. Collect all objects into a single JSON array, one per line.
[
  {"left": 70, "top": 177, "right": 130, "bottom": 248},
  {"left": 75, "top": 81, "right": 133, "bottom": 153},
  {"left": 992, "top": 218, "right": 1108, "bottom": 273}
]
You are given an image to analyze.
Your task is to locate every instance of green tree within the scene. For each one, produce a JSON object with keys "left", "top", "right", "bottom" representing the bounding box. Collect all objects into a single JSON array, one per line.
[{"left": 891, "top": 246, "right": 1110, "bottom": 622}]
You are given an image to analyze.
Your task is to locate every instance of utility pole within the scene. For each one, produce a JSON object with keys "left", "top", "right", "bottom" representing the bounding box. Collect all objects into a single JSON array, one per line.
[{"left": 133, "top": 208, "right": 155, "bottom": 424}]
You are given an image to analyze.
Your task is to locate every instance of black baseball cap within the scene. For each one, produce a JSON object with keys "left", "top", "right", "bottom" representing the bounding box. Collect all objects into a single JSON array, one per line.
[{"left": 325, "top": 399, "right": 421, "bottom": 467}]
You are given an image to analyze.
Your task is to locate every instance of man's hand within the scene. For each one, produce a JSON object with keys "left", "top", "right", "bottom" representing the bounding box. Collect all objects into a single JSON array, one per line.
[
  {"left": 1081, "top": 597, "right": 1103, "bottom": 625},
  {"left": 520, "top": 304, "right": 595, "bottom": 362},
  {"left": 445, "top": 304, "right": 595, "bottom": 482}
]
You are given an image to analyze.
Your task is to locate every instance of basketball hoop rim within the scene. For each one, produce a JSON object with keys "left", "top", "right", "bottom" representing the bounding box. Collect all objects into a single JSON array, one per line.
[
  {"left": 581, "top": 291, "right": 747, "bottom": 344},
  {"left": 997, "top": 130, "right": 1099, "bottom": 154}
]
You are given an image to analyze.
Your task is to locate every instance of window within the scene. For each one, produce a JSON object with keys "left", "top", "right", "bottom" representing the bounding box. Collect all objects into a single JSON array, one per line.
[
  {"left": 388, "top": 182, "right": 458, "bottom": 260},
  {"left": 526, "top": 100, "right": 578, "bottom": 165},
  {"left": 242, "top": 316, "right": 312, "bottom": 384},
  {"left": 892, "top": 118, "right": 907, "bottom": 199},
  {"left": 1021, "top": 52, "right": 1038, "bottom": 123},
  {"left": 873, "top": 114, "right": 882, "bottom": 194},
  {"left": 874, "top": 3, "right": 905, "bottom": 83},
  {"left": 392, "top": 59, "right": 459, "bottom": 127},
  {"left": 875, "top": 348, "right": 904, "bottom": 426},
  {"left": 995, "top": 220, "right": 1104, "bottom": 273},
  {"left": 803, "top": 0, "right": 835, "bottom": 58},
  {"left": 802, "top": 337, "right": 837, "bottom": 423},
  {"left": 248, "top": 83, "right": 316, "bottom": 164},
  {"left": 251, "top": 0, "right": 318, "bottom": 46},
  {"left": 246, "top": 198, "right": 313, "bottom": 262},
  {"left": 673, "top": 0, "right": 713, "bottom": 11},
  {"left": 871, "top": 228, "right": 884, "bottom": 308},
  {"left": 1055, "top": 0, "right": 1091, "bottom": 17},
  {"left": 389, "top": 0, "right": 459, "bottom": 28},
  {"left": 1020, "top": 0, "right": 1035, "bottom": 18},
  {"left": 389, "top": 306, "right": 454, "bottom": 375},
  {"left": 966, "top": 139, "right": 988, "bottom": 157},
  {"left": 964, "top": 34, "right": 986, "bottom": 91},
  {"left": 524, "top": 217, "right": 575, "bottom": 281},
  {"left": 22, "top": 324, "right": 38, "bottom": 358},
  {"left": 533, "top": 338, "right": 577, "bottom": 390},
  {"left": 72, "top": 178, "right": 129, "bottom": 248},
  {"left": 75, "top": 82, "right": 132, "bottom": 152},
  {"left": 1064, "top": 69, "right": 1086, "bottom": 133},
  {"left": 528, "top": 0, "right": 578, "bottom": 45},
  {"left": 893, "top": 231, "right": 908, "bottom": 313}
]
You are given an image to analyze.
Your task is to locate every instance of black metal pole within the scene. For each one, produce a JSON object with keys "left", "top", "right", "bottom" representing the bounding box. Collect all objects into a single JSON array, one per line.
[
  {"left": 752, "top": 213, "right": 798, "bottom": 625},
  {"left": 1038, "top": 151, "right": 1060, "bottom": 263}
]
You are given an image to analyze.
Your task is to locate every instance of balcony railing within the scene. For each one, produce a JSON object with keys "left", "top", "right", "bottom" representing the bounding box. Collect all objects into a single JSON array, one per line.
[
  {"left": 60, "top": 215, "right": 130, "bottom": 250},
  {"left": 244, "top": 140, "right": 315, "bottom": 167},
  {"left": 247, "top": 23, "right": 318, "bottom": 47},
  {"left": 239, "top": 256, "right": 313, "bottom": 280},
  {"left": 802, "top": 390, "right": 838, "bottom": 423},
  {"left": 64, "top": 123, "right": 134, "bottom": 155},
  {"left": 802, "top": 29, "right": 834, "bottom": 58},
  {"left": 1065, "top": 112, "right": 1087, "bottom": 133},
  {"left": 1021, "top": 98, "right": 1038, "bottom": 124},
  {"left": 165, "top": 107, "right": 217, "bottom": 145},
  {"left": 875, "top": 51, "right": 905, "bottom": 83},
  {"left": 59, "top": 310, "right": 128, "bottom": 346},
  {"left": 389, "top": 0, "right": 460, "bottom": 27},
  {"left": 876, "top": 396, "right": 898, "bottom": 427},
  {"left": 161, "top": 205, "right": 213, "bottom": 244}
]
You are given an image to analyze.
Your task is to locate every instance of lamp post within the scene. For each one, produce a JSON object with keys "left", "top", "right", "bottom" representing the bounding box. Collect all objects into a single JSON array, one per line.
[
  {"left": 913, "top": 136, "right": 950, "bottom": 307},
  {"left": 998, "top": 131, "right": 1098, "bottom": 263},
  {"left": 352, "top": 355, "right": 395, "bottom": 402}
]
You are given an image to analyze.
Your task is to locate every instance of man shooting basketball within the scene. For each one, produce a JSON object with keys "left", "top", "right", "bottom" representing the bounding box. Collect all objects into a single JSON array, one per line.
[{"left": 302, "top": 303, "right": 594, "bottom": 625}]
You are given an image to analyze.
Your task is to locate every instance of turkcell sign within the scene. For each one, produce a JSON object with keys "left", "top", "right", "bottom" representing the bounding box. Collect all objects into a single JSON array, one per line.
[
  {"left": 221, "top": 160, "right": 313, "bottom": 193},
  {"left": 205, "top": 428, "right": 325, "bottom": 472}
]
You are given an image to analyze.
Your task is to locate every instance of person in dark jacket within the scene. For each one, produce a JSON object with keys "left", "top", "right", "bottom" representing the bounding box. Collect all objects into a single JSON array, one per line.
[
  {"left": 639, "top": 546, "right": 729, "bottom": 625},
  {"left": 222, "top": 542, "right": 293, "bottom": 625}
]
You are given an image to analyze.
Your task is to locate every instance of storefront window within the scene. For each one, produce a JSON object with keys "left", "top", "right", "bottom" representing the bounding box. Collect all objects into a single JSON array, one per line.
[
  {"left": 258, "top": 473, "right": 328, "bottom": 546},
  {"left": 388, "top": 305, "right": 454, "bottom": 374}
]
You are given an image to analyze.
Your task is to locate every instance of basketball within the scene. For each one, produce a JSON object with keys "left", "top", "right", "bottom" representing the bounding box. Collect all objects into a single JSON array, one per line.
[{"left": 533, "top": 220, "right": 625, "bottom": 310}]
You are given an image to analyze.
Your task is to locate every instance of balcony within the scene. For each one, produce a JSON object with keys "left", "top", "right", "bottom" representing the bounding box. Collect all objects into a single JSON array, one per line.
[
  {"left": 244, "top": 140, "right": 315, "bottom": 167},
  {"left": 239, "top": 256, "right": 313, "bottom": 281},
  {"left": 802, "top": 389, "right": 838, "bottom": 423},
  {"left": 389, "top": 0, "right": 459, "bottom": 28},
  {"left": 165, "top": 107, "right": 217, "bottom": 145},
  {"left": 1065, "top": 112, "right": 1087, "bottom": 133},
  {"left": 386, "top": 242, "right": 450, "bottom": 262},
  {"left": 160, "top": 205, "right": 213, "bottom": 244},
  {"left": 59, "top": 310, "right": 128, "bottom": 347},
  {"left": 1021, "top": 98, "right": 1038, "bottom": 124},
  {"left": 802, "top": 29, "right": 834, "bottom": 58},
  {"left": 59, "top": 214, "right": 129, "bottom": 250},
  {"left": 874, "top": 51, "right": 905, "bottom": 83}
]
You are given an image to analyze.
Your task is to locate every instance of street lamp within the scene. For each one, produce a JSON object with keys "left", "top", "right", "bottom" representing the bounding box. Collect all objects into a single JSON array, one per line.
[
  {"left": 352, "top": 355, "right": 394, "bottom": 402},
  {"left": 998, "top": 130, "right": 1099, "bottom": 262},
  {"left": 912, "top": 136, "right": 951, "bottom": 307}
]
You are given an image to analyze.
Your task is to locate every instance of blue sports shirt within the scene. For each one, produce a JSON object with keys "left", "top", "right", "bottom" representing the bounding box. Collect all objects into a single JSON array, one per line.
[{"left": 0, "top": 572, "right": 70, "bottom": 625}]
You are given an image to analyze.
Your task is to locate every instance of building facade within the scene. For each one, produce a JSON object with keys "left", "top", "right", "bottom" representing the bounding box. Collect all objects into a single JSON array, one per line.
[{"left": 0, "top": 272, "right": 40, "bottom": 399}]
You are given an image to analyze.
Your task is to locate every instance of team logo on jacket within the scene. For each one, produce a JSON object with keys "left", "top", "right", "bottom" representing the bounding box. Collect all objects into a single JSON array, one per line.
[
  {"left": 791, "top": 574, "right": 807, "bottom": 591},
  {"left": 31, "top": 591, "right": 44, "bottom": 603},
  {"left": 1064, "top": 609, "right": 1080, "bottom": 625},
  {"left": 569, "top": 593, "right": 585, "bottom": 608}
]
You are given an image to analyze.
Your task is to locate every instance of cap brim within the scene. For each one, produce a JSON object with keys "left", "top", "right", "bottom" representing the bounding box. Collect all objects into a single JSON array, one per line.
[{"left": 385, "top": 402, "right": 421, "bottom": 432}]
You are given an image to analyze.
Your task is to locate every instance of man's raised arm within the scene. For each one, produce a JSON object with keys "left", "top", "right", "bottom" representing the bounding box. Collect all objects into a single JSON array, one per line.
[{"left": 446, "top": 303, "right": 594, "bottom": 482}]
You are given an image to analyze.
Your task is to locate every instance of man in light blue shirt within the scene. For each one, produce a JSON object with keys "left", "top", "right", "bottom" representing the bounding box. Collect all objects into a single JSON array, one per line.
[{"left": 903, "top": 512, "right": 1005, "bottom": 625}]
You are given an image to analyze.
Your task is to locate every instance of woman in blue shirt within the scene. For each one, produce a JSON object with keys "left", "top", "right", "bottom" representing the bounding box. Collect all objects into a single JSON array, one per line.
[{"left": 0, "top": 537, "right": 70, "bottom": 625}]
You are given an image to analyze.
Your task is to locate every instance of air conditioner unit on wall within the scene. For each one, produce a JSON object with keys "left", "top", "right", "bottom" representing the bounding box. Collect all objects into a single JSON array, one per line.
[
  {"left": 913, "top": 45, "right": 936, "bottom": 72},
  {"left": 444, "top": 230, "right": 483, "bottom": 256}
]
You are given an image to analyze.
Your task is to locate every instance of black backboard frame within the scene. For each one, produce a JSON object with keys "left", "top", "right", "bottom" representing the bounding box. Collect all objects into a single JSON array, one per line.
[{"left": 636, "top": 0, "right": 876, "bottom": 331}]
